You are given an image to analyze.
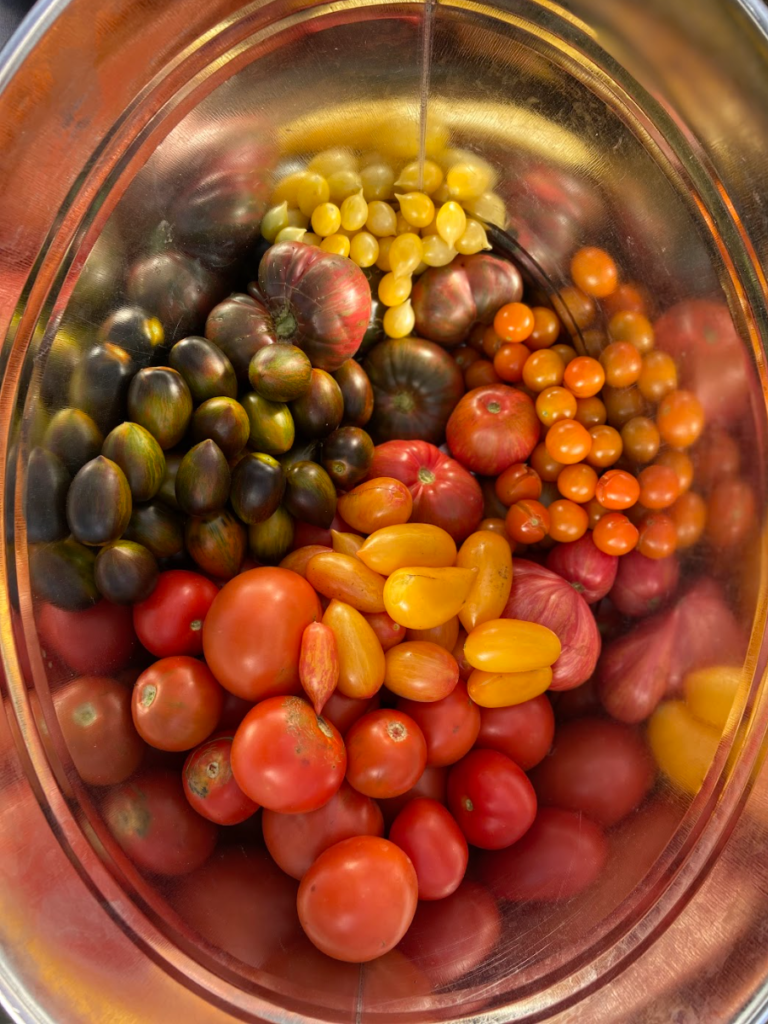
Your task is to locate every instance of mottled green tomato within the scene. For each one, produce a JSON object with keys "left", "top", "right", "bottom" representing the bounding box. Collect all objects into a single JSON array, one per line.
[
  {"left": 279, "top": 439, "right": 320, "bottom": 474},
  {"left": 289, "top": 369, "right": 344, "bottom": 440},
  {"left": 248, "top": 506, "right": 295, "bottom": 565},
  {"left": 321, "top": 427, "right": 374, "bottom": 491},
  {"left": 66, "top": 456, "right": 133, "bottom": 546},
  {"left": 334, "top": 360, "right": 374, "bottom": 428},
  {"left": 25, "top": 447, "right": 70, "bottom": 543},
  {"left": 185, "top": 510, "right": 246, "bottom": 580},
  {"left": 241, "top": 392, "right": 295, "bottom": 455},
  {"left": 169, "top": 335, "right": 238, "bottom": 402},
  {"left": 156, "top": 450, "right": 184, "bottom": 510},
  {"left": 98, "top": 306, "right": 165, "bottom": 367},
  {"left": 249, "top": 344, "right": 312, "bottom": 402},
  {"left": 94, "top": 540, "right": 159, "bottom": 604},
  {"left": 284, "top": 461, "right": 337, "bottom": 529},
  {"left": 124, "top": 502, "right": 185, "bottom": 559},
  {"left": 191, "top": 397, "right": 250, "bottom": 459},
  {"left": 205, "top": 293, "right": 276, "bottom": 382},
  {"left": 29, "top": 538, "right": 99, "bottom": 610},
  {"left": 68, "top": 343, "right": 135, "bottom": 433},
  {"left": 43, "top": 408, "right": 103, "bottom": 476},
  {"left": 127, "top": 366, "right": 193, "bottom": 450},
  {"left": 175, "top": 440, "right": 231, "bottom": 516},
  {"left": 230, "top": 452, "right": 285, "bottom": 525},
  {"left": 102, "top": 422, "right": 166, "bottom": 502}
]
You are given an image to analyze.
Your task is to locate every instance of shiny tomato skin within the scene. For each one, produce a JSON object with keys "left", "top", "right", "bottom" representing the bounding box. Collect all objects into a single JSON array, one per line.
[
  {"left": 202, "top": 567, "right": 323, "bottom": 701},
  {"left": 378, "top": 765, "right": 449, "bottom": 825},
  {"left": 38, "top": 600, "right": 137, "bottom": 674},
  {"left": 396, "top": 681, "right": 481, "bottom": 767},
  {"left": 183, "top": 732, "right": 259, "bottom": 825},
  {"left": 345, "top": 709, "right": 427, "bottom": 799},
  {"left": 297, "top": 835, "right": 418, "bottom": 962},
  {"left": 447, "top": 748, "right": 537, "bottom": 849},
  {"left": 262, "top": 780, "right": 384, "bottom": 880},
  {"left": 389, "top": 798, "right": 468, "bottom": 900},
  {"left": 475, "top": 694, "right": 555, "bottom": 770},
  {"left": 231, "top": 695, "right": 346, "bottom": 812},
  {"left": 133, "top": 570, "right": 219, "bottom": 657},
  {"left": 321, "top": 690, "right": 380, "bottom": 735},
  {"left": 131, "top": 656, "right": 224, "bottom": 752},
  {"left": 446, "top": 385, "right": 540, "bottom": 476}
]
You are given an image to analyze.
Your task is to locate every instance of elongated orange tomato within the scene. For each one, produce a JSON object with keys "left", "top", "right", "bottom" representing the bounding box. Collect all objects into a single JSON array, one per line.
[
  {"left": 383, "top": 566, "right": 476, "bottom": 630},
  {"left": 322, "top": 600, "right": 385, "bottom": 699},
  {"left": 337, "top": 477, "right": 413, "bottom": 533},
  {"left": 307, "top": 552, "right": 386, "bottom": 614},
  {"left": 464, "top": 619, "right": 561, "bottom": 673},
  {"left": 384, "top": 641, "right": 460, "bottom": 702},
  {"left": 467, "top": 667, "right": 552, "bottom": 708},
  {"left": 456, "top": 531, "right": 513, "bottom": 633},
  {"left": 407, "top": 615, "right": 460, "bottom": 651},
  {"left": 279, "top": 544, "right": 332, "bottom": 578},
  {"left": 299, "top": 622, "right": 339, "bottom": 715},
  {"left": 331, "top": 530, "right": 364, "bottom": 556},
  {"left": 358, "top": 524, "right": 457, "bottom": 576}
]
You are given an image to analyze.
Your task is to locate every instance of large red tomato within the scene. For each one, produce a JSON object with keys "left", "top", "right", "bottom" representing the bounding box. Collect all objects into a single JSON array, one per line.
[
  {"left": 389, "top": 798, "right": 468, "bottom": 900},
  {"left": 202, "top": 567, "right": 322, "bottom": 700},
  {"left": 367, "top": 440, "right": 483, "bottom": 542},
  {"left": 345, "top": 709, "right": 427, "bottom": 799},
  {"left": 133, "top": 570, "right": 219, "bottom": 657},
  {"left": 447, "top": 748, "right": 537, "bottom": 849},
  {"left": 446, "top": 385, "right": 540, "bottom": 476},
  {"left": 37, "top": 600, "right": 137, "bottom": 674}
]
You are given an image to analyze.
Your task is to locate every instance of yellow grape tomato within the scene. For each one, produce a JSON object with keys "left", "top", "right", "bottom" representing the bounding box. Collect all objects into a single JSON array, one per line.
[
  {"left": 463, "top": 619, "right": 561, "bottom": 673},
  {"left": 684, "top": 665, "right": 745, "bottom": 730},
  {"left": 357, "top": 523, "right": 457, "bottom": 576},
  {"left": 456, "top": 531, "right": 513, "bottom": 633},
  {"left": 383, "top": 566, "right": 475, "bottom": 630},
  {"left": 647, "top": 700, "right": 720, "bottom": 795},
  {"left": 467, "top": 667, "right": 552, "bottom": 708}
]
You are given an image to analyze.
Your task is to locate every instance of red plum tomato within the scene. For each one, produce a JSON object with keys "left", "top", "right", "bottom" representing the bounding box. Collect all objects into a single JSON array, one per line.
[
  {"left": 38, "top": 600, "right": 137, "bottom": 674},
  {"left": 346, "top": 709, "right": 427, "bottom": 799},
  {"left": 133, "top": 570, "right": 219, "bottom": 657},
  {"left": 389, "top": 798, "right": 468, "bottom": 900},
  {"left": 396, "top": 681, "right": 481, "bottom": 767},
  {"left": 447, "top": 748, "right": 537, "bottom": 849},
  {"left": 475, "top": 695, "right": 555, "bottom": 771}
]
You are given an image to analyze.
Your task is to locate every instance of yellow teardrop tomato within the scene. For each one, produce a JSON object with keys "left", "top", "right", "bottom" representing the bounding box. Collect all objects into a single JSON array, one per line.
[
  {"left": 337, "top": 477, "right": 413, "bottom": 533},
  {"left": 331, "top": 530, "right": 364, "bottom": 557},
  {"left": 647, "top": 700, "right": 720, "bottom": 795},
  {"left": 456, "top": 531, "right": 513, "bottom": 633},
  {"left": 384, "top": 641, "right": 459, "bottom": 701},
  {"left": 383, "top": 566, "right": 475, "bottom": 630},
  {"left": 406, "top": 615, "right": 460, "bottom": 651},
  {"left": 306, "top": 552, "right": 386, "bottom": 614},
  {"left": 464, "top": 619, "right": 561, "bottom": 673},
  {"left": 322, "top": 599, "right": 385, "bottom": 699},
  {"left": 684, "top": 665, "right": 744, "bottom": 730},
  {"left": 357, "top": 523, "right": 457, "bottom": 576},
  {"left": 467, "top": 666, "right": 552, "bottom": 707}
]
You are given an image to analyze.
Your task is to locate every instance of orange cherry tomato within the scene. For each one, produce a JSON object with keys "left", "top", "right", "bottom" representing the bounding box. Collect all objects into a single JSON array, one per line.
[
  {"left": 562, "top": 356, "right": 605, "bottom": 398},
  {"left": 594, "top": 469, "right": 641, "bottom": 510},
  {"left": 557, "top": 463, "right": 598, "bottom": 503},
  {"left": 493, "top": 343, "right": 530, "bottom": 383},
  {"left": 548, "top": 499, "right": 589, "bottom": 542},
  {"left": 637, "top": 465, "right": 680, "bottom": 510},
  {"left": 535, "top": 386, "right": 577, "bottom": 427},
  {"left": 493, "top": 302, "right": 535, "bottom": 343},
  {"left": 602, "top": 385, "right": 646, "bottom": 427},
  {"left": 656, "top": 390, "right": 705, "bottom": 448},
  {"left": 482, "top": 327, "right": 506, "bottom": 359},
  {"left": 570, "top": 246, "right": 618, "bottom": 298},
  {"left": 495, "top": 463, "right": 542, "bottom": 506},
  {"left": 608, "top": 309, "right": 655, "bottom": 354},
  {"left": 338, "top": 478, "right": 413, "bottom": 533},
  {"left": 602, "top": 282, "right": 651, "bottom": 319},
  {"left": 691, "top": 426, "right": 740, "bottom": 491},
  {"left": 478, "top": 518, "right": 513, "bottom": 544},
  {"left": 383, "top": 567, "right": 476, "bottom": 631},
  {"left": 552, "top": 343, "right": 577, "bottom": 365},
  {"left": 384, "top": 642, "right": 460, "bottom": 702},
  {"left": 505, "top": 500, "right": 550, "bottom": 544},
  {"left": 453, "top": 346, "right": 480, "bottom": 372},
  {"left": 464, "top": 619, "right": 561, "bottom": 673},
  {"left": 574, "top": 396, "right": 607, "bottom": 428},
  {"left": 530, "top": 442, "right": 564, "bottom": 482},
  {"left": 636, "top": 513, "right": 677, "bottom": 559},
  {"left": 306, "top": 552, "right": 387, "bottom": 613},
  {"left": 465, "top": 359, "right": 502, "bottom": 389},
  {"left": 522, "top": 349, "right": 565, "bottom": 392},
  {"left": 585, "top": 497, "right": 609, "bottom": 529},
  {"left": 323, "top": 599, "right": 386, "bottom": 699},
  {"left": 544, "top": 419, "right": 592, "bottom": 465},
  {"left": 280, "top": 544, "right": 333, "bottom": 578},
  {"left": 705, "top": 478, "right": 756, "bottom": 548},
  {"left": 586, "top": 425, "right": 623, "bottom": 468},
  {"left": 406, "top": 616, "right": 460, "bottom": 651},
  {"left": 637, "top": 350, "right": 677, "bottom": 402},
  {"left": 592, "top": 512, "right": 638, "bottom": 555},
  {"left": 456, "top": 531, "right": 514, "bottom": 632},
  {"left": 670, "top": 491, "right": 707, "bottom": 548},
  {"left": 621, "top": 416, "right": 660, "bottom": 464},
  {"left": 599, "top": 342, "right": 642, "bottom": 388},
  {"left": 555, "top": 286, "right": 595, "bottom": 330},
  {"left": 654, "top": 449, "right": 694, "bottom": 494},
  {"left": 527, "top": 307, "right": 561, "bottom": 350}
]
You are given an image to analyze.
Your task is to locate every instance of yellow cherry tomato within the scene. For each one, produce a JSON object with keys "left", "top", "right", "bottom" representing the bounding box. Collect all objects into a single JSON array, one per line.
[
  {"left": 306, "top": 552, "right": 386, "bottom": 614},
  {"left": 647, "top": 700, "right": 720, "bottom": 795},
  {"left": 456, "top": 531, "right": 513, "bottom": 633},
  {"left": 322, "top": 599, "right": 385, "bottom": 699},
  {"left": 357, "top": 523, "right": 457, "bottom": 575},
  {"left": 467, "top": 667, "right": 552, "bottom": 708},
  {"left": 383, "top": 566, "right": 475, "bottom": 630},
  {"left": 464, "top": 619, "right": 561, "bottom": 673},
  {"left": 684, "top": 665, "right": 745, "bottom": 730},
  {"left": 330, "top": 530, "right": 364, "bottom": 557}
]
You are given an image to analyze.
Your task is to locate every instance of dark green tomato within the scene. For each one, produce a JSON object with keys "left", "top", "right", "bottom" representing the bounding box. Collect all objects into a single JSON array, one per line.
[
  {"left": 241, "top": 392, "right": 295, "bottom": 455},
  {"left": 230, "top": 452, "right": 285, "bottom": 525},
  {"left": 127, "top": 366, "right": 193, "bottom": 450},
  {"left": 279, "top": 438, "right": 319, "bottom": 474},
  {"left": 357, "top": 296, "right": 385, "bottom": 357},
  {"left": 98, "top": 306, "right": 165, "bottom": 367},
  {"left": 363, "top": 338, "right": 465, "bottom": 445},
  {"left": 101, "top": 422, "right": 166, "bottom": 502},
  {"left": 191, "top": 397, "right": 250, "bottom": 459},
  {"left": 94, "top": 540, "right": 159, "bottom": 605},
  {"left": 289, "top": 369, "right": 343, "bottom": 440},
  {"left": 156, "top": 450, "right": 184, "bottom": 510},
  {"left": 185, "top": 510, "right": 246, "bottom": 580},
  {"left": 25, "top": 447, "right": 70, "bottom": 543},
  {"left": 125, "top": 252, "right": 227, "bottom": 343},
  {"left": 321, "top": 427, "right": 374, "bottom": 491},
  {"left": 40, "top": 330, "right": 81, "bottom": 409},
  {"left": 333, "top": 359, "right": 374, "bottom": 428},
  {"left": 66, "top": 456, "right": 133, "bottom": 547},
  {"left": 68, "top": 343, "right": 135, "bottom": 434},
  {"left": 30, "top": 538, "right": 99, "bottom": 610},
  {"left": 43, "top": 408, "right": 103, "bottom": 476},
  {"left": 169, "top": 336, "right": 237, "bottom": 402},
  {"left": 124, "top": 502, "right": 185, "bottom": 559},
  {"left": 175, "top": 440, "right": 231, "bottom": 516},
  {"left": 284, "top": 461, "right": 337, "bottom": 529},
  {"left": 248, "top": 344, "right": 312, "bottom": 402},
  {"left": 205, "top": 293, "right": 277, "bottom": 382},
  {"left": 248, "top": 506, "right": 294, "bottom": 565}
]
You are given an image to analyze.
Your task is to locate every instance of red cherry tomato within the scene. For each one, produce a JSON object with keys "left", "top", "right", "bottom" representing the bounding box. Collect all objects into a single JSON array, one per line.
[
  {"left": 231, "top": 695, "right": 346, "bottom": 812},
  {"left": 447, "top": 749, "right": 537, "bottom": 849},
  {"left": 474, "top": 695, "right": 555, "bottom": 771},
  {"left": 321, "top": 690, "right": 380, "bottom": 735},
  {"left": 37, "top": 600, "right": 137, "bottom": 674},
  {"left": 389, "top": 798, "right": 468, "bottom": 900},
  {"left": 131, "top": 656, "right": 224, "bottom": 752},
  {"left": 364, "top": 611, "right": 406, "bottom": 652},
  {"left": 262, "top": 780, "right": 384, "bottom": 880},
  {"left": 396, "top": 681, "right": 481, "bottom": 767},
  {"left": 297, "top": 836, "right": 418, "bottom": 962},
  {"left": 133, "top": 570, "right": 219, "bottom": 658},
  {"left": 378, "top": 765, "right": 449, "bottom": 825},
  {"left": 182, "top": 732, "right": 259, "bottom": 825},
  {"left": 345, "top": 709, "right": 427, "bottom": 799}
]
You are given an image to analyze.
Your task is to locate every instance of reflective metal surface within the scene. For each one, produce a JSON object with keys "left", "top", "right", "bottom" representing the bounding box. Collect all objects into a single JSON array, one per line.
[{"left": 1, "top": 0, "right": 768, "bottom": 1021}]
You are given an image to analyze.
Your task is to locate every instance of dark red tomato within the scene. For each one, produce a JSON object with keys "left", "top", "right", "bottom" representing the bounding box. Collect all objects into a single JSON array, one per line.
[
  {"left": 389, "top": 798, "right": 468, "bottom": 900},
  {"left": 217, "top": 691, "right": 254, "bottom": 730},
  {"left": 367, "top": 440, "right": 484, "bottom": 543},
  {"left": 183, "top": 732, "right": 259, "bottom": 825},
  {"left": 397, "top": 880, "right": 501, "bottom": 988},
  {"left": 297, "top": 836, "right": 418, "bottom": 962},
  {"left": 447, "top": 749, "right": 537, "bottom": 849},
  {"left": 321, "top": 690, "right": 380, "bottom": 735},
  {"left": 346, "top": 709, "right": 427, "bottom": 799},
  {"left": 479, "top": 807, "right": 608, "bottom": 901},
  {"left": 378, "top": 765, "right": 449, "bottom": 826},
  {"left": 475, "top": 695, "right": 555, "bottom": 771},
  {"left": 37, "top": 600, "right": 137, "bottom": 674},
  {"left": 202, "top": 567, "right": 323, "bottom": 701},
  {"left": 446, "top": 385, "right": 540, "bottom": 476},
  {"left": 530, "top": 717, "right": 655, "bottom": 826},
  {"left": 545, "top": 532, "right": 618, "bottom": 605},
  {"left": 102, "top": 771, "right": 218, "bottom": 876},
  {"left": 53, "top": 675, "right": 145, "bottom": 786},
  {"left": 396, "top": 681, "right": 481, "bottom": 767},
  {"left": 231, "top": 695, "right": 346, "bottom": 812},
  {"left": 291, "top": 512, "right": 357, "bottom": 551},
  {"left": 262, "top": 780, "right": 384, "bottom": 880},
  {"left": 133, "top": 570, "right": 219, "bottom": 658},
  {"left": 131, "top": 656, "right": 223, "bottom": 752}
]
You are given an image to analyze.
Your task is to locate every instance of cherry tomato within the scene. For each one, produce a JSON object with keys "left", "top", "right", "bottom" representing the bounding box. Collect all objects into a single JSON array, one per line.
[
  {"left": 535, "top": 386, "right": 577, "bottom": 427},
  {"left": 182, "top": 732, "right": 259, "bottom": 825},
  {"left": 389, "top": 798, "right": 468, "bottom": 900},
  {"left": 337, "top": 477, "right": 414, "bottom": 533},
  {"left": 364, "top": 611, "right": 406, "bottom": 651},
  {"left": 231, "top": 695, "right": 346, "bottom": 812},
  {"left": 570, "top": 246, "right": 618, "bottom": 298},
  {"left": 321, "top": 690, "right": 379, "bottom": 736},
  {"left": 528, "top": 307, "right": 561, "bottom": 349},
  {"left": 481, "top": 327, "right": 506, "bottom": 359},
  {"left": 280, "top": 544, "right": 333, "bottom": 578},
  {"left": 544, "top": 419, "right": 592, "bottom": 464},
  {"left": 202, "top": 567, "right": 322, "bottom": 702},
  {"left": 346, "top": 709, "right": 427, "bottom": 798},
  {"left": 548, "top": 498, "right": 589, "bottom": 542},
  {"left": 636, "top": 513, "right": 678, "bottom": 559},
  {"left": 557, "top": 463, "right": 597, "bottom": 503},
  {"left": 552, "top": 342, "right": 577, "bottom": 365},
  {"left": 574, "top": 396, "right": 607, "bottom": 429},
  {"left": 475, "top": 694, "right": 554, "bottom": 770},
  {"left": 671, "top": 490, "right": 707, "bottom": 548},
  {"left": 602, "top": 384, "right": 646, "bottom": 427},
  {"left": 621, "top": 416, "right": 660, "bottom": 463},
  {"left": 585, "top": 425, "right": 622, "bottom": 468},
  {"left": 608, "top": 309, "right": 655, "bottom": 352},
  {"left": 690, "top": 426, "right": 740, "bottom": 491},
  {"left": 656, "top": 389, "right": 705, "bottom": 448},
  {"left": 599, "top": 341, "right": 642, "bottom": 388},
  {"left": 495, "top": 463, "right": 542, "bottom": 506},
  {"left": 637, "top": 464, "right": 680, "bottom": 509},
  {"left": 555, "top": 285, "right": 595, "bottom": 330},
  {"left": 594, "top": 468, "right": 640, "bottom": 510},
  {"left": 132, "top": 570, "right": 219, "bottom": 658},
  {"left": 493, "top": 301, "right": 535, "bottom": 342},
  {"left": 637, "top": 350, "right": 677, "bottom": 402},
  {"left": 396, "top": 680, "right": 481, "bottom": 767},
  {"left": 592, "top": 512, "right": 639, "bottom": 555},
  {"left": 262, "top": 780, "right": 384, "bottom": 880},
  {"left": 655, "top": 449, "right": 693, "bottom": 495},
  {"left": 530, "top": 441, "right": 564, "bottom": 482},
  {"left": 522, "top": 349, "right": 565, "bottom": 392},
  {"left": 447, "top": 748, "right": 537, "bottom": 849},
  {"left": 297, "top": 836, "right": 418, "bottom": 962},
  {"left": 37, "top": 600, "right": 137, "bottom": 675},
  {"left": 603, "top": 282, "right": 651, "bottom": 319},
  {"left": 505, "top": 499, "right": 550, "bottom": 544},
  {"left": 465, "top": 359, "right": 502, "bottom": 389},
  {"left": 563, "top": 356, "right": 605, "bottom": 398},
  {"left": 131, "top": 656, "right": 223, "bottom": 752},
  {"left": 493, "top": 343, "right": 530, "bottom": 383},
  {"left": 453, "top": 346, "right": 480, "bottom": 372},
  {"left": 706, "top": 478, "right": 756, "bottom": 548},
  {"left": 378, "top": 765, "right": 449, "bottom": 825}
]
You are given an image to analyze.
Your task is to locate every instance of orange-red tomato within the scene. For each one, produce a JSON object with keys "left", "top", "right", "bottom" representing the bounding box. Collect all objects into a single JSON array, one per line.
[
  {"left": 494, "top": 302, "right": 535, "bottom": 343},
  {"left": 280, "top": 544, "right": 333, "bottom": 578},
  {"left": 586, "top": 425, "right": 623, "bottom": 468},
  {"left": 548, "top": 499, "right": 589, "bottom": 542},
  {"left": 594, "top": 469, "right": 640, "bottom": 511},
  {"left": 465, "top": 359, "right": 502, "bottom": 389},
  {"left": 638, "top": 350, "right": 677, "bottom": 401},
  {"left": 299, "top": 622, "right": 339, "bottom": 715},
  {"left": 481, "top": 327, "right": 506, "bottom": 359},
  {"left": 655, "top": 449, "right": 694, "bottom": 494},
  {"left": 346, "top": 709, "right": 428, "bottom": 799},
  {"left": 506, "top": 499, "right": 550, "bottom": 544},
  {"left": 592, "top": 512, "right": 639, "bottom": 555},
  {"left": 544, "top": 419, "right": 592, "bottom": 464},
  {"left": 337, "top": 477, "right": 413, "bottom": 532},
  {"left": 556, "top": 463, "right": 598, "bottom": 503},
  {"left": 522, "top": 349, "right": 565, "bottom": 392},
  {"left": 396, "top": 682, "right": 481, "bottom": 767},
  {"left": 637, "top": 464, "right": 680, "bottom": 510},
  {"left": 656, "top": 390, "right": 705, "bottom": 448},
  {"left": 493, "top": 343, "right": 530, "bottom": 383},
  {"left": 495, "top": 463, "right": 542, "bottom": 506},
  {"left": 600, "top": 341, "right": 642, "bottom": 388},
  {"left": 388, "top": 798, "right": 469, "bottom": 900},
  {"left": 527, "top": 307, "right": 561, "bottom": 349},
  {"left": 563, "top": 356, "right": 605, "bottom": 398},
  {"left": 132, "top": 656, "right": 223, "bottom": 753},
  {"left": 570, "top": 246, "right": 618, "bottom": 298},
  {"left": 636, "top": 513, "right": 678, "bottom": 559},
  {"left": 384, "top": 642, "right": 460, "bottom": 702},
  {"left": 535, "top": 386, "right": 577, "bottom": 427},
  {"left": 364, "top": 611, "right": 406, "bottom": 651},
  {"left": 670, "top": 491, "right": 707, "bottom": 548}
]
